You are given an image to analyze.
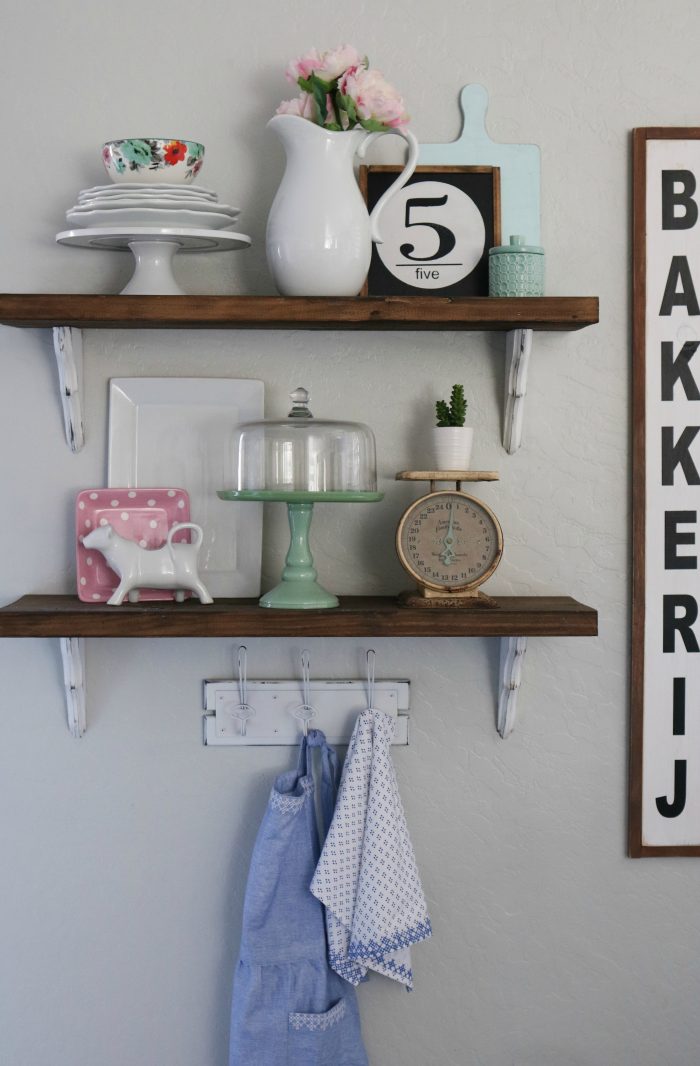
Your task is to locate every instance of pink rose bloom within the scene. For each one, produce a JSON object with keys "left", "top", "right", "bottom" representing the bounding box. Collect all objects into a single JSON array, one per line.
[
  {"left": 275, "top": 93, "right": 319, "bottom": 121},
  {"left": 285, "top": 47, "right": 322, "bottom": 85},
  {"left": 340, "top": 66, "right": 409, "bottom": 129},
  {"left": 313, "top": 44, "right": 366, "bottom": 82}
]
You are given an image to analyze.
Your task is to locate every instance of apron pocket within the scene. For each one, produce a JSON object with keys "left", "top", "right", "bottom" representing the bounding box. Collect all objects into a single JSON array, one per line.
[
  {"left": 288, "top": 997, "right": 366, "bottom": 1064},
  {"left": 289, "top": 997, "right": 346, "bottom": 1034}
]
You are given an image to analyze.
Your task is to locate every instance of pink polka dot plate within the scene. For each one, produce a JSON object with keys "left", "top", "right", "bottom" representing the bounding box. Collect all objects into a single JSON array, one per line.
[{"left": 76, "top": 487, "right": 191, "bottom": 602}]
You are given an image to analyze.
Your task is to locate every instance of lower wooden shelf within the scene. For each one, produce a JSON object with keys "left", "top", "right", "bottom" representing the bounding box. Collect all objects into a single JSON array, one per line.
[{"left": 0, "top": 594, "right": 598, "bottom": 638}]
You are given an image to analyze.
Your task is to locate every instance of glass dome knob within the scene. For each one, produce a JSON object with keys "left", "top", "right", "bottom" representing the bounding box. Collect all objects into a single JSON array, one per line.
[{"left": 289, "top": 386, "right": 313, "bottom": 419}]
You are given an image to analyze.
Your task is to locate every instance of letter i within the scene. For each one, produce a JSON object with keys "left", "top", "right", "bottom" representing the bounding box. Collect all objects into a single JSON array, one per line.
[{"left": 673, "top": 677, "right": 686, "bottom": 735}]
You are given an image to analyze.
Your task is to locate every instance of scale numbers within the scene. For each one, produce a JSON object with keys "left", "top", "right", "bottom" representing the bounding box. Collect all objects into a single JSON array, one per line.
[{"left": 397, "top": 490, "right": 503, "bottom": 592}]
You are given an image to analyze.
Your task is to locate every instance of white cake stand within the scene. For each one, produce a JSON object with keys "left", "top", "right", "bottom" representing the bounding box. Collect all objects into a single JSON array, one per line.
[{"left": 55, "top": 227, "right": 252, "bottom": 295}]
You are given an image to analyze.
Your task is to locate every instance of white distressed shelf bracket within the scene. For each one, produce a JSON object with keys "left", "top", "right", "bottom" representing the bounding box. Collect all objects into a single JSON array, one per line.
[
  {"left": 59, "top": 637, "right": 86, "bottom": 738},
  {"left": 503, "top": 328, "right": 532, "bottom": 454},
  {"left": 52, "top": 325, "right": 84, "bottom": 452},
  {"left": 497, "top": 635, "right": 527, "bottom": 738}
]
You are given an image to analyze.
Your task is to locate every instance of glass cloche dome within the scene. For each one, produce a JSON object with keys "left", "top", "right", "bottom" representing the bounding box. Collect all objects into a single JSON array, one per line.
[{"left": 231, "top": 386, "right": 378, "bottom": 496}]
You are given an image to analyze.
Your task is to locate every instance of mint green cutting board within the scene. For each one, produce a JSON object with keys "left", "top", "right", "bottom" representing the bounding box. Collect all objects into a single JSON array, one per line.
[{"left": 418, "top": 84, "right": 541, "bottom": 245}]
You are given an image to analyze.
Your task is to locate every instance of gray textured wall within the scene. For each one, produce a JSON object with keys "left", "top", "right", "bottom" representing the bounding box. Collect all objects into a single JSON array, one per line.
[{"left": 1, "top": 2, "right": 697, "bottom": 1064}]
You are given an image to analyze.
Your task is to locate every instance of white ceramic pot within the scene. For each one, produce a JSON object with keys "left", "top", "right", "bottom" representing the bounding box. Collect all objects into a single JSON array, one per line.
[
  {"left": 432, "top": 426, "right": 474, "bottom": 471},
  {"left": 265, "top": 114, "right": 418, "bottom": 297}
]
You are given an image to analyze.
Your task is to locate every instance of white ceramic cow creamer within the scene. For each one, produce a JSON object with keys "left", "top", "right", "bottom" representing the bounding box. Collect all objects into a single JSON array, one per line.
[{"left": 82, "top": 522, "right": 213, "bottom": 606}]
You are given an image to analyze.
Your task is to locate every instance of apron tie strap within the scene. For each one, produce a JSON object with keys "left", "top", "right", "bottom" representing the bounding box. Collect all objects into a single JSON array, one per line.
[{"left": 299, "top": 729, "right": 339, "bottom": 838}]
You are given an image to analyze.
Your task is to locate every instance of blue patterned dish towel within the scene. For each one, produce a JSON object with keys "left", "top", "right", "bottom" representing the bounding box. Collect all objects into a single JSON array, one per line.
[{"left": 310, "top": 708, "right": 432, "bottom": 990}]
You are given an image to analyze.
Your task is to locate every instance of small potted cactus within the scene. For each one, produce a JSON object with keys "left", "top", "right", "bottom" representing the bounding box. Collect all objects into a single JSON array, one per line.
[{"left": 433, "top": 384, "right": 473, "bottom": 470}]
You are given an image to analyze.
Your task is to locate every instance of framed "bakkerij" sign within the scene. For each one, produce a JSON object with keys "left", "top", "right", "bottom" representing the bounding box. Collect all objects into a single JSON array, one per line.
[{"left": 632, "top": 128, "right": 700, "bottom": 856}]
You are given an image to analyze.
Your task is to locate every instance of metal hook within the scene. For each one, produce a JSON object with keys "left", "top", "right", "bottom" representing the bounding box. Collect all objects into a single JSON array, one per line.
[
  {"left": 232, "top": 644, "right": 254, "bottom": 737},
  {"left": 292, "top": 649, "right": 316, "bottom": 737},
  {"left": 366, "top": 648, "right": 376, "bottom": 710},
  {"left": 237, "top": 645, "right": 248, "bottom": 706}
]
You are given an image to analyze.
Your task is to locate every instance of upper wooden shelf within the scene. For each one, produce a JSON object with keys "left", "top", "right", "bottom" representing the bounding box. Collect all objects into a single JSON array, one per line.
[
  {"left": 0, "top": 294, "right": 599, "bottom": 332},
  {"left": 0, "top": 594, "right": 598, "bottom": 639}
]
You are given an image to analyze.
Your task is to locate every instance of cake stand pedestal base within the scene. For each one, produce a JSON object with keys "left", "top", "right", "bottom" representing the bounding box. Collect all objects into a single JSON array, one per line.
[{"left": 260, "top": 502, "right": 339, "bottom": 610}]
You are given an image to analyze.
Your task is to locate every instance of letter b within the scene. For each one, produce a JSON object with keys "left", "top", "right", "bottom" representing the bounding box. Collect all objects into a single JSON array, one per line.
[{"left": 663, "top": 170, "right": 698, "bottom": 230}]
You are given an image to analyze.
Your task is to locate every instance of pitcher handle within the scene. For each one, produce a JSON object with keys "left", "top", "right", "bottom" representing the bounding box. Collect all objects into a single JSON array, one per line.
[{"left": 358, "top": 127, "right": 419, "bottom": 244}]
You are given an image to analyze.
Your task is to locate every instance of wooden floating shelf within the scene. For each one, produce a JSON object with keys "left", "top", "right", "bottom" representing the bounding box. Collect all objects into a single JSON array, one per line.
[
  {"left": 0, "top": 294, "right": 599, "bottom": 332},
  {"left": 0, "top": 595, "right": 598, "bottom": 639}
]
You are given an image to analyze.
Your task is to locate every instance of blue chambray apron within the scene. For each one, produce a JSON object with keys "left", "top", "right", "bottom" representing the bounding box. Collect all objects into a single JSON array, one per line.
[{"left": 229, "top": 729, "right": 369, "bottom": 1066}]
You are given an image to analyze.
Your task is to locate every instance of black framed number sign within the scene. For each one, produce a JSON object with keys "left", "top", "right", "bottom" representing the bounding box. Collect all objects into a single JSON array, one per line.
[
  {"left": 632, "top": 127, "right": 700, "bottom": 856},
  {"left": 359, "top": 165, "right": 501, "bottom": 297}
]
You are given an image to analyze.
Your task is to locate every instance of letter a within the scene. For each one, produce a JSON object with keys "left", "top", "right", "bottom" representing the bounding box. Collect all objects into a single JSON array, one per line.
[{"left": 659, "top": 257, "right": 700, "bottom": 316}]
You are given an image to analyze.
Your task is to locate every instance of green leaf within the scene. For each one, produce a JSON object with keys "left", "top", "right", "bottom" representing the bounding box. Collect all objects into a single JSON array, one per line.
[
  {"left": 311, "top": 73, "right": 337, "bottom": 93},
  {"left": 312, "top": 87, "right": 328, "bottom": 122},
  {"left": 330, "top": 90, "right": 343, "bottom": 128},
  {"left": 337, "top": 92, "right": 358, "bottom": 125},
  {"left": 295, "top": 76, "right": 326, "bottom": 122},
  {"left": 359, "top": 117, "right": 390, "bottom": 132}
]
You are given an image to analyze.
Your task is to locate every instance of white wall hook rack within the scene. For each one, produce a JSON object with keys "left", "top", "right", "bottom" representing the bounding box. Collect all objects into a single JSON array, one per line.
[
  {"left": 498, "top": 636, "right": 528, "bottom": 738},
  {"left": 203, "top": 679, "right": 410, "bottom": 746},
  {"left": 52, "top": 326, "right": 84, "bottom": 452},
  {"left": 503, "top": 328, "right": 532, "bottom": 454}
]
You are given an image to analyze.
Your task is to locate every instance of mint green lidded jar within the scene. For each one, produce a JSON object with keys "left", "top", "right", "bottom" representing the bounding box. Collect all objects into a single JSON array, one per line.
[{"left": 489, "top": 235, "right": 545, "bottom": 296}]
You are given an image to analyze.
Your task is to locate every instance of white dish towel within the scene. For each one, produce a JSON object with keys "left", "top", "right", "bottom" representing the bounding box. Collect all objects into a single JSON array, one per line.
[{"left": 310, "top": 707, "right": 432, "bottom": 990}]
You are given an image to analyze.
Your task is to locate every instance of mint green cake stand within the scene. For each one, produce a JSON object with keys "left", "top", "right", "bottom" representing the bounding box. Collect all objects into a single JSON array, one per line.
[{"left": 217, "top": 489, "right": 383, "bottom": 609}]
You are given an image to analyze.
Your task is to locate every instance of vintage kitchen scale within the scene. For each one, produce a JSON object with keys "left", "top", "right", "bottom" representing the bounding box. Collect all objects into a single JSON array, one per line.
[
  {"left": 218, "top": 388, "right": 383, "bottom": 609},
  {"left": 395, "top": 470, "right": 503, "bottom": 607}
]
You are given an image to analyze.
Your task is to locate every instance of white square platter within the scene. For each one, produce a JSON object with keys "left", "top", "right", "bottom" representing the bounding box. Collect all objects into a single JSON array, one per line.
[{"left": 108, "top": 378, "right": 264, "bottom": 598}]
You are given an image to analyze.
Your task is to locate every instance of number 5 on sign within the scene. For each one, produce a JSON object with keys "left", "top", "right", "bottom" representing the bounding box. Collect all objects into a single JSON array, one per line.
[
  {"left": 360, "top": 165, "right": 501, "bottom": 297},
  {"left": 400, "top": 194, "right": 456, "bottom": 263}
]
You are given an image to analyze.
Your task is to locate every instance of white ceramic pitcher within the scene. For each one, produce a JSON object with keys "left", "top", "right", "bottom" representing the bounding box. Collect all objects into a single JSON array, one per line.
[{"left": 266, "top": 114, "right": 419, "bottom": 297}]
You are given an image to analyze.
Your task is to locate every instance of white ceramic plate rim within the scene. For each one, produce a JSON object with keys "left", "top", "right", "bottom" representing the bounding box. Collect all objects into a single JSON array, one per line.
[
  {"left": 79, "top": 189, "right": 219, "bottom": 201},
  {"left": 56, "top": 227, "right": 251, "bottom": 251},
  {"left": 65, "top": 208, "right": 241, "bottom": 230},
  {"left": 70, "top": 199, "right": 240, "bottom": 214},
  {"left": 81, "top": 182, "right": 216, "bottom": 195},
  {"left": 78, "top": 196, "right": 220, "bottom": 207},
  {"left": 108, "top": 378, "right": 264, "bottom": 597}
]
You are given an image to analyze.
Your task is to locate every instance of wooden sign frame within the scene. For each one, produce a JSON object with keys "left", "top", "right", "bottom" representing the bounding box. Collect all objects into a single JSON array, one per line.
[
  {"left": 359, "top": 165, "right": 500, "bottom": 298},
  {"left": 632, "top": 128, "right": 700, "bottom": 856}
]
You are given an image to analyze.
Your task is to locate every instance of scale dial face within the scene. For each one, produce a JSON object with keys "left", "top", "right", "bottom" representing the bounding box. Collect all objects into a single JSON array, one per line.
[{"left": 396, "top": 490, "right": 503, "bottom": 592}]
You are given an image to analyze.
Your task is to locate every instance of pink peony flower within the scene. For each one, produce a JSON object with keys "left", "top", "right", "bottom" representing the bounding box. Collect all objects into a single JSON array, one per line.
[
  {"left": 285, "top": 48, "right": 323, "bottom": 85},
  {"left": 340, "top": 66, "right": 409, "bottom": 129},
  {"left": 275, "top": 93, "right": 320, "bottom": 121},
  {"left": 313, "top": 44, "right": 366, "bottom": 82},
  {"left": 285, "top": 44, "right": 366, "bottom": 87}
]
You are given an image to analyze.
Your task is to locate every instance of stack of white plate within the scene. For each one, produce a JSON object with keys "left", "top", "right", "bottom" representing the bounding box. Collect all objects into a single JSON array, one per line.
[{"left": 66, "top": 183, "right": 241, "bottom": 231}]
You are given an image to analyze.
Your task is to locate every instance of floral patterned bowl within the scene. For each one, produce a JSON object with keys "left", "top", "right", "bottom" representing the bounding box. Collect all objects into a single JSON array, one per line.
[{"left": 102, "top": 138, "right": 205, "bottom": 184}]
